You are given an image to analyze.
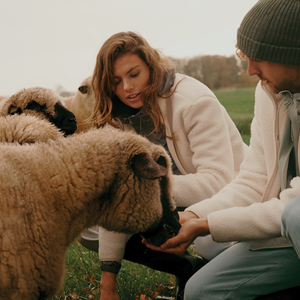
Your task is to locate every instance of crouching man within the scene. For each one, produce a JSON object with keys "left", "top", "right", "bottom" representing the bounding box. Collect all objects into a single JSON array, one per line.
[{"left": 144, "top": 0, "right": 300, "bottom": 298}]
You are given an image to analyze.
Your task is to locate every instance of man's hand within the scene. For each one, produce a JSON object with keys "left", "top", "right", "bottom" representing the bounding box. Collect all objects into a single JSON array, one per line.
[{"left": 142, "top": 214, "right": 210, "bottom": 256}]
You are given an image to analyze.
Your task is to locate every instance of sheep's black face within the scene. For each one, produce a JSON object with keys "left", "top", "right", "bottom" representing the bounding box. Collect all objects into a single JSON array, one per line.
[
  {"left": 130, "top": 152, "right": 181, "bottom": 246},
  {"left": 8, "top": 100, "right": 77, "bottom": 136},
  {"left": 140, "top": 177, "right": 182, "bottom": 247},
  {"left": 48, "top": 103, "right": 77, "bottom": 136}
]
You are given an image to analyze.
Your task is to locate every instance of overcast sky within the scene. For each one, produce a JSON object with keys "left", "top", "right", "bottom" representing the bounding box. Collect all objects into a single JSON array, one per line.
[{"left": 0, "top": 0, "right": 257, "bottom": 96}]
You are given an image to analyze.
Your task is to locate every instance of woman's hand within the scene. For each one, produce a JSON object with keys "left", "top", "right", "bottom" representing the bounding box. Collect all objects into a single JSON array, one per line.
[
  {"left": 142, "top": 214, "right": 210, "bottom": 256},
  {"left": 100, "top": 271, "right": 120, "bottom": 300}
]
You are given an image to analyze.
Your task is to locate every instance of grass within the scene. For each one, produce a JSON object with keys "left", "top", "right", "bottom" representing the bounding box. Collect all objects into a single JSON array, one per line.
[
  {"left": 50, "top": 87, "right": 255, "bottom": 300},
  {"left": 214, "top": 87, "right": 255, "bottom": 145},
  {"left": 214, "top": 87, "right": 255, "bottom": 119},
  {"left": 50, "top": 242, "right": 176, "bottom": 300}
]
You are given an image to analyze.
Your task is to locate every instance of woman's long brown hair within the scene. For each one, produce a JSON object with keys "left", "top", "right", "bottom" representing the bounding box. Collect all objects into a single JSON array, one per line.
[{"left": 91, "top": 31, "right": 174, "bottom": 137}]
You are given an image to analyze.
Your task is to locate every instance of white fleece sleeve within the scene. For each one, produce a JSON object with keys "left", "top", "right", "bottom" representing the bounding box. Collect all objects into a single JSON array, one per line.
[
  {"left": 171, "top": 95, "right": 246, "bottom": 207},
  {"left": 186, "top": 83, "right": 298, "bottom": 243},
  {"left": 98, "top": 227, "right": 133, "bottom": 262}
]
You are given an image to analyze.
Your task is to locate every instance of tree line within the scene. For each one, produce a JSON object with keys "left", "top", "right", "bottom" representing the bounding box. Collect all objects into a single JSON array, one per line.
[
  {"left": 57, "top": 54, "right": 258, "bottom": 96},
  {"left": 170, "top": 54, "right": 258, "bottom": 90}
]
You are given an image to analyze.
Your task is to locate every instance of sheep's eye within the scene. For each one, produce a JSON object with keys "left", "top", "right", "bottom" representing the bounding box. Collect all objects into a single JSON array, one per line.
[
  {"left": 26, "top": 101, "right": 45, "bottom": 112},
  {"left": 78, "top": 85, "right": 89, "bottom": 94}
]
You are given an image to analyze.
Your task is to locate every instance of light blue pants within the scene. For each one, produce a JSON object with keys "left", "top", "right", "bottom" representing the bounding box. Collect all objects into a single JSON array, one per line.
[
  {"left": 184, "top": 241, "right": 300, "bottom": 299},
  {"left": 282, "top": 196, "right": 300, "bottom": 258}
]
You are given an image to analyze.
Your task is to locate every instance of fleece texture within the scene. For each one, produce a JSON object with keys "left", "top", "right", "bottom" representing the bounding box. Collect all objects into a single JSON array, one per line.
[
  {"left": 187, "top": 81, "right": 299, "bottom": 250},
  {"left": 0, "top": 127, "right": 174, "bottom": 299},
  {"left": 0, "top": 114, "right": 63, "bottom": 144}
]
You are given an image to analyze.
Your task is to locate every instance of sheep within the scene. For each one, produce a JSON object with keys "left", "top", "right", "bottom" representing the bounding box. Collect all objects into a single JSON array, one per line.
[
  {"left": 0, "top": 114, "right": 64, "bottom": 144},
  {"left": 0, "top": 96, "right": 8, "bottom": 105},
  {"left": 0, "top": 87, "right": 77, "bottom": 136},
  {"left": 0, "top": 127, "right": 180, "bottom": 300},
  {"left": 62, "top": 76, "right": 95, "bottom": 133}
]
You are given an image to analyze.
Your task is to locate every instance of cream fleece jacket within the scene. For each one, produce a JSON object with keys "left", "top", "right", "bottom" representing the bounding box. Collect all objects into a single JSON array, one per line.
[
  {"left": 188, "top": 81, "right": 300, "bottom": 250},
  {"left": 97, "top": 74, "right": 247, "bottom": 261}
]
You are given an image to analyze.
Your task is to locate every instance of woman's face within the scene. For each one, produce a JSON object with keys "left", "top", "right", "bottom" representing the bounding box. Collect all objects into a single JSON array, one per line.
[{"left": 113, "top": 52, "right": 150, "bottom": 109}]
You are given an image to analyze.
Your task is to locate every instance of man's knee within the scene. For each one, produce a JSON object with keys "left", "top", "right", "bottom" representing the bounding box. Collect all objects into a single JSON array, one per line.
[
  {"left": 184, "top": 279, "right": 203, "bottom": 300},
  {"left": 282, "top": 196, "right": 300, "bottom": 231},
  {"left": 184, "top": 274, "right": 213, "bottom": 300}
]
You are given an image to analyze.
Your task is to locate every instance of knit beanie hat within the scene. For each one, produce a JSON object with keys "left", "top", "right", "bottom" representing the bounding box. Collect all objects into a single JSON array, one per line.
[{"left": 237, "top": 0, "right": 300, "bottom": 65}]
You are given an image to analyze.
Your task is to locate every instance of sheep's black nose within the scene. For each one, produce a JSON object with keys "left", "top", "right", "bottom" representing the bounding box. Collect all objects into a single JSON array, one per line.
[
  {"left": 69, "top": 117, "right": 77, "bottom": 124},
  {"left": 62, "top": 118, "right": 77, "bottom": 136}
]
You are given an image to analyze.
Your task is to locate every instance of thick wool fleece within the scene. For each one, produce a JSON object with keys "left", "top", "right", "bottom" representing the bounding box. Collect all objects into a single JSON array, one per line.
[
  {"left": 0, "top": 128, "right": 174, "bottom": 300},
  {"left": 0, "top": 114, "right": 63, "bottom": 144}
]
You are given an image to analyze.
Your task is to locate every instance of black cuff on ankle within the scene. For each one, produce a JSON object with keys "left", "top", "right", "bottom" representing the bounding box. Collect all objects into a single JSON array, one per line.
[{"left": 100, "top": 261, "right": 121, "bottom": 274}]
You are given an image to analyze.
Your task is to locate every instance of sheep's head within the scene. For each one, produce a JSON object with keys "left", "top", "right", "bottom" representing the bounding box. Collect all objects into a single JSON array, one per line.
[
  {"left": 131, "top": 153, "right": 182, "bottom": 246},
  {"left": 77, "top": 76, "right": 93, "bottom": 96},
  {"left": 98, "top": 131, "right": 181, "bottom": 246},
  {"left": 75, "top": 76, "right": 95, "bottom": 127},
  {"left": 1, "top": 87, "right": 77, "bottom": 136}
]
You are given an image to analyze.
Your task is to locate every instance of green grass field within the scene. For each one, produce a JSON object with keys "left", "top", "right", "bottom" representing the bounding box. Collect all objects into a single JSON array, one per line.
[
  {"left": 50, "top": 242, "right": 176, "bottom": 300},
  {"left": 214, "top": 87, "right": 255, "bottom": 145},
  {"left": 50, "top": 87, "right": 255, "bottom": 300},
  {"left": 214, "top": 87, "right": 255, "bottom": 120}
]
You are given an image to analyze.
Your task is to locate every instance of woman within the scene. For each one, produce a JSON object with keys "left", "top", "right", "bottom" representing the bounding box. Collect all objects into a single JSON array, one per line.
[{"left": 78, "top": 31, "right": 247, "bottom": 300}]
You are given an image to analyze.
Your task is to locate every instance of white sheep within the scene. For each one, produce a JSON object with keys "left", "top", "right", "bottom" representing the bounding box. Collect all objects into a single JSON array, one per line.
[
  {"left": 62, "top": 76, "right": 95, "bottom": 133},
  {"left": 1, "top": 87, "right": 77, "bottom": 136},
  {"left": 0, "top": 127, "right": 176, "bottom": 300}
]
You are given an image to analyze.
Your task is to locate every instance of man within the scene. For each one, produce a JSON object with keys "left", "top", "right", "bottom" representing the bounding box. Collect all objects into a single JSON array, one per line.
[{"left": 144, "top": 0, "right": 300, "bottom": 298}]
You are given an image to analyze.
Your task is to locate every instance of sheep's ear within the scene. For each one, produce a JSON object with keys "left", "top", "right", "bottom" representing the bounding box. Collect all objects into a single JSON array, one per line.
[
  {"left": 131, "top": 153, "right": 168, "bottom": 179},
  {"left": 8, "top": 105, "right": 22, "bottom": 115},
  {"left": 78, "top": 85, "right": 89, "bottom": 94}
]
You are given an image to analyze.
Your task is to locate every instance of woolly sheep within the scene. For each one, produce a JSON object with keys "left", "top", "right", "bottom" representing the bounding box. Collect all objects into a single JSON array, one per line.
[
  {"left": 0, "top": 114, "right": 64, "bottom": 144},
  {"left": 1, "top": 87, "right": 77, "bottom": 136},
  {"left": 0, "top": 127, "right": 179, "bottom": 300},
  {"left": 62, "top": 76, "right": 95, "bottom": 133},
  {"left": 0, "top": 96, "right": 8, "bottom": 107}
]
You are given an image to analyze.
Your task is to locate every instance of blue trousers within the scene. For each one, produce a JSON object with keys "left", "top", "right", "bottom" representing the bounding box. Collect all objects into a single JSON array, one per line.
[
  {"left": 282, "top": 196, "right": 300, "bottom": 258},
  {"left": 185, "top": 241, "right": 300, "bottom": 299}
]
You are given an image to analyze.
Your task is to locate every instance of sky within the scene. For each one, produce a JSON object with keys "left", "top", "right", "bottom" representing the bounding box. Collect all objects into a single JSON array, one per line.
[{"left": 0, "top": 0, "right": 258, "bottom": 96}]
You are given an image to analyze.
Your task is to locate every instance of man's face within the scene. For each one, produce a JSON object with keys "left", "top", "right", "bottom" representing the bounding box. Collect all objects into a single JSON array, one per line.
[{"left": 247, "top": 58, "right": 300, "bottom": 94}]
